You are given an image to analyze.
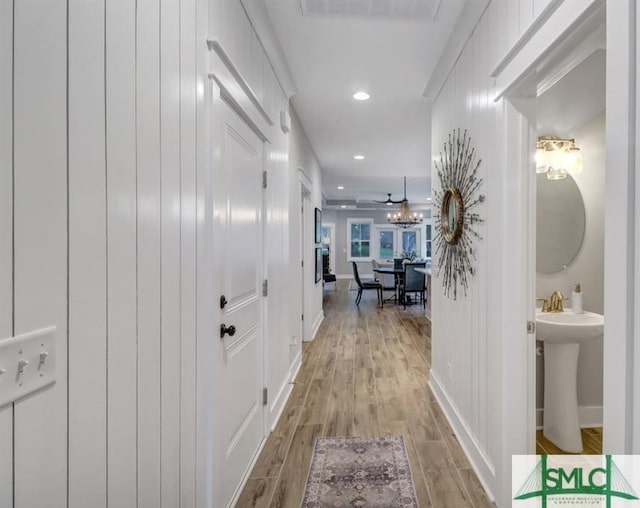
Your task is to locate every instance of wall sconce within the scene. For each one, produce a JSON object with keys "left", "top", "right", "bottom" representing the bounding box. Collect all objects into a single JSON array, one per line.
[{"left": 536, "top": 136, "right": 583, "bottom": 180}]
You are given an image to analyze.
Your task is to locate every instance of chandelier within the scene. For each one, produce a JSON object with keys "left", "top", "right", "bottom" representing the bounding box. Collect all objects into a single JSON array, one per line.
[
  {"left": 536, "top": 136, "right": 583, "bottom": 180},
  {"left": 386, "top": 177, "right": 424, "bottom": 229}
]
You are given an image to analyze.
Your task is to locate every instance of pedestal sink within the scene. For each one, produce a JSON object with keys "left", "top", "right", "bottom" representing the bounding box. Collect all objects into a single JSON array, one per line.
[{"left": 536, "top": 310, "right": 604, "bottom": 453}]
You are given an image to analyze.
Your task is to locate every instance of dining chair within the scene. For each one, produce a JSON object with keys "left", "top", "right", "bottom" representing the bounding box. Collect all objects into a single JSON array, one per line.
[
  {"left": 371, "top": 259, "right": 380, "bottom": 282},
  {"left": 351, "top": 262, "right": 383, "bottom": 307},
  {"left": 402, "top": 262, "right": 426, "bottom": 309}
]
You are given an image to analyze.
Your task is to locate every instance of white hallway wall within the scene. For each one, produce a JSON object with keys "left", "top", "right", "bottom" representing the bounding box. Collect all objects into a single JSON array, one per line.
[
  {"left": 429, "top": 0, "right": 606, "bottom": 504},
  {"left": 0, "top": 0, "right": 207, "bottom": 506},
  {"left": 0, "top": 0, "right": 303, "bottom": 507}
]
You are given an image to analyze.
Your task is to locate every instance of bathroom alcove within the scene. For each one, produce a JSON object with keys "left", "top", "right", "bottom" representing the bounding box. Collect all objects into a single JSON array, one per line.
[{"left": 535, "top": 48, "right": 606, "bottom": 453}]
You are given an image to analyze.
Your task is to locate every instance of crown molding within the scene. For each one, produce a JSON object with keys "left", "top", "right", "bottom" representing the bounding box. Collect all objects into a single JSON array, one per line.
[{"left": 240, "top": 0, "right": 298, "bottom": 99}]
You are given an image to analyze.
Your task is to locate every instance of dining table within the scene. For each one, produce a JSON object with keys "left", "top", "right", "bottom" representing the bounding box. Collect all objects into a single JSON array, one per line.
[{"left": 373, "top": 266, "right": 405, "bottom": 304}]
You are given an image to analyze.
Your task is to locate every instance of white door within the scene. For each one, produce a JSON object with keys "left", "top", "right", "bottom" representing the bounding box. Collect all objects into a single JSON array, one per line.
[{"left": 212, "top": 100, "right": 265, "bottom": 507}]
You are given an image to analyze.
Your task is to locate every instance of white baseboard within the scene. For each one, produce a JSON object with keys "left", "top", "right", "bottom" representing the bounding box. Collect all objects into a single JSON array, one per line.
[
  {"left": 268, "top": 352, "right": 302, "bottom": 430},
  {"left": 535, "top": 406, "right": 603, "bottom": 429},
  {"left": 429, "top": 371, "right": 496, "bottom": 503},
  {"left": 304, "top": 310, "right": 324, "bottom": 342}
]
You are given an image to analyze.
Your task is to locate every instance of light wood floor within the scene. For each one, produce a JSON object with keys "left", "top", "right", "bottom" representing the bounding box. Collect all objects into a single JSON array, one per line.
[
  {"left": 536, "top": 428, "right": 603, "bottom": 455},
  {"left": 236, "top": 280, "right": 494, "bottom": 508}
]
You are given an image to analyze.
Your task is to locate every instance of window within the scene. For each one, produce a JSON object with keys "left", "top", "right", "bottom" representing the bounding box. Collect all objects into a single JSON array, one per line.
[
  {"left": 425, "top": 223, "right": 432, "bottom": 258},
  {"left": 401, "top": 229, "right": 421, "bottom": 258},
  {"left": 347, "top": 219, "right": 373, "bottom": 261},
  {"left": 375, "top": 227, "right": 396, "bottom": 259}
]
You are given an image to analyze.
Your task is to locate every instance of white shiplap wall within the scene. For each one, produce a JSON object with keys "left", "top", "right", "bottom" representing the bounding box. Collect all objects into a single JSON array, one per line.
[
  {"left": 0, "top": 0, "right": 14, "bottom": 505},
  {"left": 429, "top": 0, "right": 571, "bottom": 502},
  {"left": 0, "top": 0, "right": 299, "bottom": 506}
]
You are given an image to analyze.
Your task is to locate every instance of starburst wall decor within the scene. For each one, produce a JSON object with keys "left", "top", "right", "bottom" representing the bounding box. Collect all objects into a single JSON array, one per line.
[{"left": 433, "top": 129, "right": 485, "bottom": 300}]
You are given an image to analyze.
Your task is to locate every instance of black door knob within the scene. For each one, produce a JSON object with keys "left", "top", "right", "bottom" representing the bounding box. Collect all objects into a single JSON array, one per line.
[
  {"left": 220, "top": 295, "right": 228, "bottom": 309},
  {"left": 220, "top": 324, "right": 236, "bottom": 338}
]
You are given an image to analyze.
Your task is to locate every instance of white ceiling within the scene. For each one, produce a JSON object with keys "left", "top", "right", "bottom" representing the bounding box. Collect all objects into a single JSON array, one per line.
[{"left": 264, "top": 0, "right": 466, "bottom": 204}]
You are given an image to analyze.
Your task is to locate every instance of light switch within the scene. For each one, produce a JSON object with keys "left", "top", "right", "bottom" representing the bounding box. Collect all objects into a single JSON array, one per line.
[{"left": 0, "top": 327, "right": 56, "bottom": 407}]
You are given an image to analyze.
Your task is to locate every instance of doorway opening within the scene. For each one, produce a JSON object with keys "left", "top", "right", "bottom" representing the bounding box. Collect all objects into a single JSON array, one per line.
[
  {"left": 534, "top": 47, "right": 606, "bottom": 455},
  {"left": 499, "top": 6, "right": 608, "bottom": 458},
  {"left": 300, "top": 183, "right": 311, "bottom": 342}
]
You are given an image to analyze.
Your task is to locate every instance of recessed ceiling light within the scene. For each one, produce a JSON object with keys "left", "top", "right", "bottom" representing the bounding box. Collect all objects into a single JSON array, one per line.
[
  {"left": 353, "top": 155, "right": 365, "bottom": 160},
  {"left": 353, "top": 91, "right": 370, "bottom": 101},
  {"left": 426, "top": 197, "right": 432, "bottom": 201},
  {"left": 337, "top": 186, "right": 344, "bottom": 190},
  {"left": 340, "top": 205, "right": 347, "bottom": 209}
]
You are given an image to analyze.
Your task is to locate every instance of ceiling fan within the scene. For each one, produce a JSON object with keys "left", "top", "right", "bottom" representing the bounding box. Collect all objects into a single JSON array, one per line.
[
  {"left": 374, "top": 192, "right": 404, "bottom": 206},
  {"left": 373, "top": 177, "right": 409, "bottom": 206}
]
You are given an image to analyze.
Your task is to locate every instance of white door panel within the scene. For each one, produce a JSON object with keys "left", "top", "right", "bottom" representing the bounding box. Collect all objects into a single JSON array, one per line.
[{"left": 212, "top": 98, "right": 264, "bottom": 507}]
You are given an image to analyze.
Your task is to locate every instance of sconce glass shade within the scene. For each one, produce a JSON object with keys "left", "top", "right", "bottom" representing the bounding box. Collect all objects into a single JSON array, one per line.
[
  {"left": 547, "top": 166, "right": 568, "bottom": 181},
  {"left": 536, "top": 147, "right": 549, "bottom": 173},
  {"left": 565, "top": 146, "right": 583, "bottom": 174},
  {"left": 537, "top": 136, "right": 583, "bottom": 179}
]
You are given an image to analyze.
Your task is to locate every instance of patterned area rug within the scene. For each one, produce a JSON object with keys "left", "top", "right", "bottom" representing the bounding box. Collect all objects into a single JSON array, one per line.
[{"left": 301, "top": 436, "right": 418, "bottom": 508}]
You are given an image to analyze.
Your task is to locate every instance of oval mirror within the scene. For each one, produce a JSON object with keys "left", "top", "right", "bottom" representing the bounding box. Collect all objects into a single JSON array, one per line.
[
  {"left": 441, "top": 188, "right": 464, "bottom": 244},
  {"left": 536, "top": 173, "right": 586, "bottom": 274}
]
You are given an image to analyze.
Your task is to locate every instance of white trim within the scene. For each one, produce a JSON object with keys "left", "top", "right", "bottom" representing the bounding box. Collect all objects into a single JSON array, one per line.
[
  {"left": 306, "top": 310, "right": 324, "bottom": 343},
  {"left": 268, "top": 354, "right": 302, "bottom": 430},
  {"left": 239, "top": 0, "right": 297, "bottom": 98},
  {"left": 321, "top": 223, "right": 336, "bottom": 274},
  {"left": 429, "top": 372, "right": 496, "bottom": 503},
  {"left": 207, "top": 39, "right": 273, "bottom": 126},
  {"left": 492, "top": 0, "right": 604, "bottom": 101},
  {"left": 535, "top": 23, "right": 605, "bottom": 97},
  {"left": 490, "top": 0, "right": 565, "bottom": 77},
  {"left": 535, "top": 406, "right": 603, "bottom": 429},
  {"left": 346, "top": 218, "right": 374, "bottom": 262},
  {"left": 605, "top": 0, "right": 637, "bottom": 453}
]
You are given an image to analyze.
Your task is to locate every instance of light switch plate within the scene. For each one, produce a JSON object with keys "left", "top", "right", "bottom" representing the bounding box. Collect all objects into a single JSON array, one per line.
[{"left": 0, "top": 326, "right": 56, "bottom": 408}]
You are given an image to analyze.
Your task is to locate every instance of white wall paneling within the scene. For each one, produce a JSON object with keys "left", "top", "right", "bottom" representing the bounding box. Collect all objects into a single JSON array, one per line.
[
  {"left": 105, "top": 0, "right": 138, "bottom": 504},
  {"left": 4, "top": 0, "right": 210, "bottom": 506},
  {"left": 160, "top": 0, "right": 183, "bottom": 505},
  {"left": 0, "top": 0, "right": 13, "bottom": 504},
  {"left": 6, "top": 0, "right": 307, "bottom": 504},
  {"left": 429, "top": 0, "right": 610, "bottom": 506},
  {"left": 13, "top": 0, "right": 68, "bottom": 507},
  {"left": 68, "top": 0, "right": 107, "bottom": 505},
  {"left": 136, "top": 0, "right": 163, "bottom": 504},
  {"left": 179, "top": 0, "right": 200, "bottom": 504}
]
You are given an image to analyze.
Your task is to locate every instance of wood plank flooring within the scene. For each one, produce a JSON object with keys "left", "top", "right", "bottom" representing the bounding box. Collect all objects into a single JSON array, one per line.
[
  {"left": 236, "top": 280, "right": 494, "bottom": 508},
  {"left": 536, "top": 428, "right": 603, "bottom": 455}
]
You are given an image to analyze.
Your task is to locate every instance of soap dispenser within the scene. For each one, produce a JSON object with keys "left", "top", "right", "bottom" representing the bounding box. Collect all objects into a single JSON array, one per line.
[{"left": 571, "top": 283, "right": 583, "bottom": 314}]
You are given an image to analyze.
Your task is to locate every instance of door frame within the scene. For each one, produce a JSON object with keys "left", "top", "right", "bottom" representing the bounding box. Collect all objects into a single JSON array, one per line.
[
  {"left": 299, "top": 174, "right": 311, "bottom": 342},
  {"left": 197, "top": 76, "right": 272, "bottom": 508},
  {"left": 492, "top": 1, "right": 634, "bottom": 504},
  {"left": 322, "top": 223, "right": 336, "bottom": 275}
]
